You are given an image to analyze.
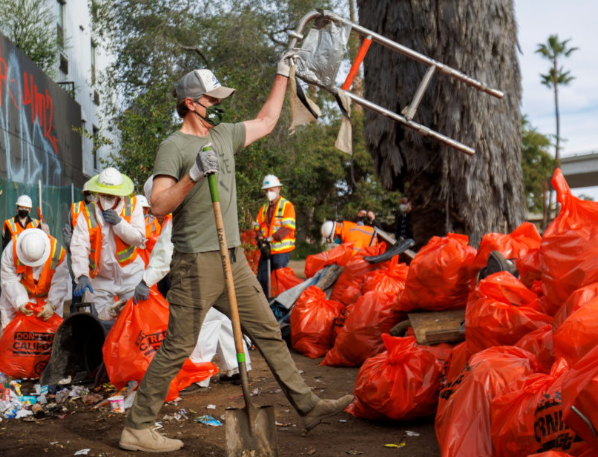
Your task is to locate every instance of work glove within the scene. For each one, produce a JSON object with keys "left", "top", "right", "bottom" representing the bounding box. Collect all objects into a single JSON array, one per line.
[
  {"left": 133, "top": 280, "right": 150, "bottom": 304},
  {"left": 277, "top": 50, "right": 297, "bottom": 78},
  {"left": 18, "top": 303, "right": 34, "bottom": 316},
  {"left": 189, "top": 143, "right": 220, "bottom": 182},
  {"left": 36, "top": 302, "right": 55, "bottom": 321},
  {"left": 74, "top": 276, "right": 94, "bottom": 297},
  {"left": 257, "top": 238, "right": 271, "bottom": 257},
  {"left": 102, "top": 209, "right": 121, "bottom": 225}
]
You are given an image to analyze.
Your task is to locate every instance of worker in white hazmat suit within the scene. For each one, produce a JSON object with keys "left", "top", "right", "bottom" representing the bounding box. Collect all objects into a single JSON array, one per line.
[
  {"left": 1, "top": 229, "right": 71, "bottom": 330},
  {"left": 134, "top": 176, "right": 251, "bottom": 393},
  {"left": 70, "top": 168, "right": 145, "bottom": 323}
]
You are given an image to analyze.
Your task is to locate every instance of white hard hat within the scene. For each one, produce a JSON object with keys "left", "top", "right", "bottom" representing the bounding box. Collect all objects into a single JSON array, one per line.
[
  {"left": 143, "top": 175, "right": 154, "bottom": 202},
  {"left": 261, "top": 175, "right": 282, "bottom": 190},
  {"left": 16, "top": 195, "right": 33, "bottom": 208},
  {"left": 16, "top": 228, "right": 51, "bottom": 267},
  {"left": 137, "top": 195, "right": 150, "bottom": 208},
  {"left": 321, "top": 221, "right": 336, "bottom": 241},
  {"left": 87, "top": 167, "right": 134, "bottom": 196},
  {"left": 82, "top": 180, "right": 90, "bottom": 192}
]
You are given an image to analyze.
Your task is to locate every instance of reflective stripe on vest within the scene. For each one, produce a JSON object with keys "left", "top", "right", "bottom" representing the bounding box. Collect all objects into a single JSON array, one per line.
[
  {"left": 4, "top": 218, "right": 40, "bottom": 237},
  {"left": 13, "top": 235, "right": 65, "bottom": 298},
  {"left": 71, "top": 201, "right": 85, "bottom": 229},
  {"left": 256, "top": 197, "right": 296, "bottom": 254}
]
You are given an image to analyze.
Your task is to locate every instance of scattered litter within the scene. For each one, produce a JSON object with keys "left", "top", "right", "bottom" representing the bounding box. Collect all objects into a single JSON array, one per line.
[
  {"left": 384, "top": 443, "right": 406, "bottom": 448},
  {"left": 196, "top": 415, "right": 222, "bottom": 427},
  {"left": 55, "top": 390, "right": 70, "bottom": 404},
  {"left": 50, "top": 441, "right": 59, "bottom": 446},
  {"left": 275, "top": 421, "right": 295, "bottom": 427},
  {"left": 15, "top": 409, "right": 33, "bottom": 419},
  {"left": 250, "top": 388, "right": 262, "bottom": 397},
  {"left": 82, "top": 393, "right": 104, "bottom": 405},
  {"left": 163, "top": 409, "right": 189, "bottom": 422},
  {"left": 405, "top": 431, "right": 420, "bottom": 437},
  {"left": 206, "top": 404, "right": 216, "bottom": 410},
  {"left": 123, "top": 390, "right": 137, "bottom": 410},
  {"left": 74, "top": 449, "right": 91, "bottom": 455},
  {"left": 109, "top": 395, "right": 125, "bottom": 413},
  {"left": 154, "top": 422, "right": 163, "bottom": 430},
  {"left": 58, "top": 376, "right": 72, "bottom": 385},
  {"left": 265, "top": 389, "right": 282, "bottom": 394},
  {"left": 339, "top": 419, "right": 348, "bottom": 423},
  {"left": 307, "top": 448, "right": 316, "bottom": 455}
]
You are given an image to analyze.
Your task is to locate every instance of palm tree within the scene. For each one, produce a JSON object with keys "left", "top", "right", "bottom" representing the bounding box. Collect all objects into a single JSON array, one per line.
[
  {"left": 356, "top": 0, "right": 523, "bottom": 247},
  {"left": 536, "top": 34, "right": 577, "bottom": 225}
]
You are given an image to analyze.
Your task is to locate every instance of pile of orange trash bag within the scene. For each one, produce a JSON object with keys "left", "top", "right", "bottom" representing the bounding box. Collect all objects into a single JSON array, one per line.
[
  {"left": 347, "top": 334, "right": 445, "bottom": 421},
  {"left": 290, "top": 286, "right": 344, "bottom": 359},
  {"left": 0, "top": 301, "right": 62, "bottom": 379},
  {"left": 397, "top": 233, "right": 477, "bottom": 312},
  {"left": 103, "top": 289, "right": 218, "bottom": 401},
  {"left": 270, "top": 267, "right": 303, "bottom": 297},
  {"left": 304, "top": 242, "right": 355, "bottom": 278}
]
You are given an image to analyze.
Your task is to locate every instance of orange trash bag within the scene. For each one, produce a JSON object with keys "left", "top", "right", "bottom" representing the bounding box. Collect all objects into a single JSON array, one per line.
[
  {"left": 330, "top": 244, "right": 387, "bottom": 306},
  {"left": 103, "top": 289, "right": 218, "bottom": 401},
  {"left": 436, "top": 346, "right": 541, "bottom": 457},
  {"left": 527, "top": 452, "right": 596, "bottom": 457},
  {"left": 474, "top": 222, "right": 542, "bottom": 271},
  {"left": 515, "top": 324, "right": 555, "bottom": 374},
  {"left": 466, "top": 272, "right": 553, "bottom": 354},
  {"left": 491, "top": 359, "right": 590, "bottom": 457},
  {"left": 554, "top": 296, "right": 598, "bottom": 367},
  {"left": 322, "top": 291, "right": 401, "bottom": 367},
  {"left": 540, "top": 169, "right": 598, "bottom": 316},
  {"left": 398, "top": 233, "right": 477, "bottom": 312},
  {"left": 440, "top": 341, "right": 473, "bottom": 393},
  {"left": 0, "top": 306, "right": 63, "bottom": 379},
  {"left": 561, "top": 344, "right": 598, "bottom": 453},
  {"left": 290, "top": 286, "right": 344, "bottom": 359},
  {"left": 517, "top": 248, "right": 543, "bottom": 289},
  {"left": 552, "top": 282, "right": 598, "bottom": 330},
  {"left": 361, "top": 257, "right": 409, "bottom": 304},
  {"left": 346, "top": 334, "right": 444, "bottom": 420},
  {"left": 304, "top": 242, "right": 355, "bottom": 278},
  {"left": 270, "top": 267, "right": 303, "bottom": 297}
]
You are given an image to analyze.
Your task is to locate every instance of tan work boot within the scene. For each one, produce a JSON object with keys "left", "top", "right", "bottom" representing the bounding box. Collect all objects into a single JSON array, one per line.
[
  {"left": 119, "top": 426, "right": 184, "bottom": 452},
  {"left": 302, "top": 394, "right": 354, "bottom": 431}
]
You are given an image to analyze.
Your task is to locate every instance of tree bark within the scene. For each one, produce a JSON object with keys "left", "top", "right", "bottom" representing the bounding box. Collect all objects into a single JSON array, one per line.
[{"left": 356, "top": 0, "right": 524, "bottom": 247}]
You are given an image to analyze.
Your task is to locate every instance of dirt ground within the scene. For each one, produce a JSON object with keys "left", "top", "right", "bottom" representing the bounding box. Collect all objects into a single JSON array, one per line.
[{"left": 0, "top": 260, "right": 440, "bottom": 457}]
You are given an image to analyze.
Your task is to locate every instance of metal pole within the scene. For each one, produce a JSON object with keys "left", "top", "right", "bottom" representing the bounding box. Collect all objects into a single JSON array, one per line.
[{"left": 71, "top": 183, "right": 74, "bottom": 204}]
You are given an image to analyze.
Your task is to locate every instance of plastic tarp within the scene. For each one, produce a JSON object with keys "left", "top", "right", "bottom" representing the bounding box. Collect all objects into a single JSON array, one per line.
[
  {"left": 103, "top": 289, "right": 218, "bottom": 401},
  {"left": 491, "top": 359, "right": 589, "bottom": 457},
  {"left": 473, "top": 222, "right": 542, "bottom": 271},
  {"left": 321, "top": 291, "right": 401, "bottom": 367},
  {"left": 398, "top": 233, "right": 477, "bottom": 312},
  {"left": 290, "top": 286, "right": 344, "bottom": 359},
  {"left": 346, "top": 335, "right": 443, "bottom": 421},
  {"left": 465, "top": 272, "right": 553, "bottom": 354},
  {"left": 540, "top": 169, "right": 598, "bottom": 316},
  {"left": 436, "top": 346, "right": 541, "bottom": 457}
]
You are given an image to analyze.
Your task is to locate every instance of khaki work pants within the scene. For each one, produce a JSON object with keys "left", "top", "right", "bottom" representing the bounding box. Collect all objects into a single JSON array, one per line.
[{"left": 126, "top": 247, "right": 320, "bottom": 429}]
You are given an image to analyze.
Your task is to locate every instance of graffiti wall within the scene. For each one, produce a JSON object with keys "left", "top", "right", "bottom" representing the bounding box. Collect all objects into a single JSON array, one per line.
[{"left": 0, "top": 33, "right": 84, "bottom": 246}]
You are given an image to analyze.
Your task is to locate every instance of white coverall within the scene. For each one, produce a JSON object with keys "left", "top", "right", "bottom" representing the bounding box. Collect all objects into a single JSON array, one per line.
[
  {"left": 0, "top": 240, "right": 71, "bottom": 330},
  {"left": 143, "top": 218, "right": 251, "bottom": 386},
  {"left": 70, "top": 199, "right": 145, "bottom": 321}
]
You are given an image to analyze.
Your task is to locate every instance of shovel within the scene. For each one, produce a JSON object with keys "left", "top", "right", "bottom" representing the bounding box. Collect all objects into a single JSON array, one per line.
[{"left": 207, "top": 172, "right": 279, "bottom": 457}]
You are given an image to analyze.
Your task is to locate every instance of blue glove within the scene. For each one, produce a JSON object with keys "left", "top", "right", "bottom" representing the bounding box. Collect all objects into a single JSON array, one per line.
[
  {"left": 133, "top": 280, "right": 150, "bottom": 304},
  {"left": 74, "top": 276, "right": 93, "bottom": 297},
  {"left": 102, "top": 209, "right": 121, "bottom": 225}
]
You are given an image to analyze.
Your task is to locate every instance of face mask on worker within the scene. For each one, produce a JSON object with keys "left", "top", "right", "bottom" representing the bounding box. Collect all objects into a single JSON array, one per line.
[
  {"left": 99, "top": 195, "right": 119, "bottom": 210},
  {"left": 195, "top": 101, "right": 224, "bottom": 127},
  {"left": 17, "top": 208, "right": 29, "bottom": 218},
  {"left": 399, "top": 204, "right": 408, "bottom": 212},
  {"left": 266, "top": 190, "right": 278, "bottom": 202}
]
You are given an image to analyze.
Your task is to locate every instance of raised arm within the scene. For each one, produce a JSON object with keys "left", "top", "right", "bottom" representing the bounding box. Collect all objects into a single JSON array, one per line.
[{"left": 150, "top": 175, "right": 195, "bottom": 218}]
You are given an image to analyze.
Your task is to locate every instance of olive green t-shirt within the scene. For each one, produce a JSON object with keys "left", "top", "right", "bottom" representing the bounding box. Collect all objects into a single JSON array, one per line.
[{"left": 153, "top": 123, "right": 246, "bottom": 253}]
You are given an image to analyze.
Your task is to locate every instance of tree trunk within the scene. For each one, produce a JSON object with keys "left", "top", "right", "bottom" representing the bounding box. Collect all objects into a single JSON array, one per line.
[{"left": 356, "top": 0, "right": 524, "bottom": 247}]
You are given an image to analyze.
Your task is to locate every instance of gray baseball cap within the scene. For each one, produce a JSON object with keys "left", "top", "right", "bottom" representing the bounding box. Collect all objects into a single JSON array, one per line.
[{"left": 174, "top": 69, "right": 235, "bottom": 100}]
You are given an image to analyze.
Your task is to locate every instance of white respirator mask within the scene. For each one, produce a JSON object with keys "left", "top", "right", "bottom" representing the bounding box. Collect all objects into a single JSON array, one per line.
[
  {"left": 266, "top": 191, "right": 278, "bottom": 202},
  {"left": 99, "top": 194, "right": 119, "bottom": 210}
]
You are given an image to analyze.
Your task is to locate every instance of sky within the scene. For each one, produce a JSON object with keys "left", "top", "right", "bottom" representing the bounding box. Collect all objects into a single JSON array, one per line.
[{"left": 515, "top": 0, "right": 598, "bottom": 196}]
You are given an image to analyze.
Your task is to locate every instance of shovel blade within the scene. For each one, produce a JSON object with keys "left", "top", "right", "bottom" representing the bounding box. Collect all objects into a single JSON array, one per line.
[{"left": 225, "top": 405, "right": 278, "bottom": 457}]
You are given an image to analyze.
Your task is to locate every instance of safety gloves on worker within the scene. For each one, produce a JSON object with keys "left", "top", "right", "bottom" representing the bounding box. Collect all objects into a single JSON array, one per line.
[
  {"left": 189, "top": 143, "right": 220, "bottom": 182},
  {"left": 102, "top": 209, "right": 122, "bottom": 225},
  {"left": 277, "top": 50, "right": 297, "bottom": 78},
  {"left": 133, "top": 280, "right": 150, "bottom": 304},
  {"left": 36, "top": 302, "right": 55, "bottom": 321},
  {"left": 74, "top": 275, "right": 94, "bottom": 297},
  {"left": 18, "top": 303, "right": 34, "bottom": 316}
]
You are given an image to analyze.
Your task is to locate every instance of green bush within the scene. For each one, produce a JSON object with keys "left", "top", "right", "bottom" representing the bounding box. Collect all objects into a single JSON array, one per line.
[{"left": 291, "top": 241, "right": 325, "bottom": 260}]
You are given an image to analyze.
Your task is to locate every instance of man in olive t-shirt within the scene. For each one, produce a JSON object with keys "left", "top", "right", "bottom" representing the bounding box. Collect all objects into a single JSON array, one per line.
[{"left": 120, "top": 64, "right": 353, "bottom": 452}]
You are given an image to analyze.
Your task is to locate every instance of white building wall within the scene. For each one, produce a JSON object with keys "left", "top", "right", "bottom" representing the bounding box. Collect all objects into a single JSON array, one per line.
[{"left": 47, "top": 0, "right": 116, "bottom": 179}]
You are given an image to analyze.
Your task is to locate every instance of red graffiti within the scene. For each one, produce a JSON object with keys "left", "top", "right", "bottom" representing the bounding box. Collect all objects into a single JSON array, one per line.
[{"left": 0, "top": 41, "right": 59, "bottom": 154}]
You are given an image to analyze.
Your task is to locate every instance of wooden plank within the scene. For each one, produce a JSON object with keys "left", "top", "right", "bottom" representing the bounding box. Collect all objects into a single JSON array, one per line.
[{"left": 407, "top": 309, "right": 465, "bottom": 345}]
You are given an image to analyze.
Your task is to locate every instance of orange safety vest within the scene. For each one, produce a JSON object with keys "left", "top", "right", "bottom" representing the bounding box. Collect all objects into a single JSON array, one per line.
[
  {"left": 81, "top": 196, "right": 139, "bottom": 278},
  {"left": 3, "top": 217, "right": 40, "bottom": 237},
  {"left": 337, "top": 221, "right": 377, "bottom": 252},
  {"left": 13, "top": 235, "right": 66, "bottom": 298},
  {"left": 138, "top": 215, "right": 162, "bottom": 267},
  {"left": 70, "top": 201, "right": 86, "bottom": 228},
  {"left": 254, "top": 197, "right": 296, "bottom": 254}
]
